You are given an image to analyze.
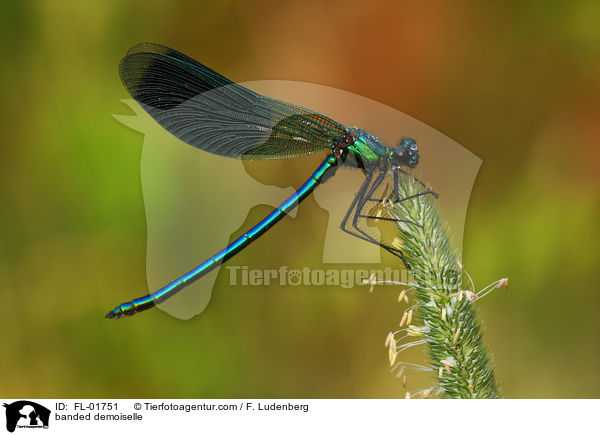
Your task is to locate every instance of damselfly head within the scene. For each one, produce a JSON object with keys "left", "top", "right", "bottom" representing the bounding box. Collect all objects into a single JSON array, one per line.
[{"left": 393, "top": 137, "right": 419, "bottom": 168}]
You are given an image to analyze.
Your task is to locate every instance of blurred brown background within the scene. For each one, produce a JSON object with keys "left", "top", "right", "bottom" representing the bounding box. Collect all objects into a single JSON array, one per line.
[{"left": 0, "top": 0, "right": 598, "bottom": 398}]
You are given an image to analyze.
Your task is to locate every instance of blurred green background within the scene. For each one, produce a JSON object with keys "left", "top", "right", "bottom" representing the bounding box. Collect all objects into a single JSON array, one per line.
[{"left": 1, "top": 0, "right": 598, "bottom": 398}]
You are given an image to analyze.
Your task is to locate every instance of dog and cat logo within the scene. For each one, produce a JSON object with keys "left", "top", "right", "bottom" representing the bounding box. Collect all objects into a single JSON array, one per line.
[{"left": 3, "top": 401, "right": 50, "bottom": 432}]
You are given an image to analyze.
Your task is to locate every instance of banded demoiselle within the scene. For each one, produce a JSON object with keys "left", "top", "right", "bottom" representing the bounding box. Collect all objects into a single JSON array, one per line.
[{"left": 106, "top": 43, "right": 435, "bottom": 319}]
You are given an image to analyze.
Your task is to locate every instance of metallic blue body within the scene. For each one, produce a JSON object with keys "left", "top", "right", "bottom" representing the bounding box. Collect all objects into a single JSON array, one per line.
[
  {"left": 106, "top": 154, "right": 338, "bottom": 318},
  {"left": 108, "top": 44, "right": 422, "bottom": 319}
]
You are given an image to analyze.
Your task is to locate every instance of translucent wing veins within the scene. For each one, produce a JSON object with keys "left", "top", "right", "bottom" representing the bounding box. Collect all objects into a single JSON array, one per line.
[{"left": 119, "top": 43, "right": 348, "bottom": 160}]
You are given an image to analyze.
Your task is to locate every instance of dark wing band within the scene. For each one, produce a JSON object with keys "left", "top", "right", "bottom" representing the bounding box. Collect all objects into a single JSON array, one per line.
[{"left": 119, "top": 43, "right": 347, "bottom": 160}]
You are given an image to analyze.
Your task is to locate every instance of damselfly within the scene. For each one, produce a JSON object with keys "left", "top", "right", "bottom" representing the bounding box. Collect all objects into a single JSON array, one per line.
[{"left": 106, "top": 43, "right": 436, "bottom": 319}]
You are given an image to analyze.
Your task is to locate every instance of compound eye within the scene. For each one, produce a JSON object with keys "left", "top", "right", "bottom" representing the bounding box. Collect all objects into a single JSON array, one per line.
[{"left": 400, "top": 137, "right": 415, "bottom": 148}]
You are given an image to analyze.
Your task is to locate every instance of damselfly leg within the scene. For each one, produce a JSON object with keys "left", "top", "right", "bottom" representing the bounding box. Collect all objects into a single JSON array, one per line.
[
  {"left": 340, "top": 170, "right": 409, "bottom": 266},
  {"left": 340, "top": 168, "right": 438, "bottom": 268}
]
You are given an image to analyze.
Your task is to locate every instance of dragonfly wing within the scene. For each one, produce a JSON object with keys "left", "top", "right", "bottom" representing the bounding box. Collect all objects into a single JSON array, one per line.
[{"left": 119, "top": 43, "right": 347, "bottom": 160}]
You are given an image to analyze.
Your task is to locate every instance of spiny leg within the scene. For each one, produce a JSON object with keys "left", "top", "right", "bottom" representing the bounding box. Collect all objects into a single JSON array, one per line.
[
  {"left": 360, "top": 167, "right": 440, "bottom": 223},
  {"left": 350, "top": 170, "right": 410, "bottom": 264},
  {"left": 360, "top": 188, "right": 440, "bottom": 223},
  {"left": 394, "top": 167, "right": 439, "bottom": 199},
  {"left": 348, "top": 169, "right": 440, "bottom": 268},
  {"left": 364, "top": 177, "right": 437, "bottom": 205},
  {"left": 355, "top": 171, "right": 440, "bottom": 241},
  {"left": 339, "top": 172, "right": 377, "bottom": 246},
  {"left": 393, "top": 168, "right": 400, "bottom": 202},
  {"left": 340, "top": 170, "right": 409, "bottom": 266},
  {"left": 340, "top": 172, "right": 394, "bottom": 251},
  {"left": 358, "top": 183, "right": 422, "bottom": 225}
]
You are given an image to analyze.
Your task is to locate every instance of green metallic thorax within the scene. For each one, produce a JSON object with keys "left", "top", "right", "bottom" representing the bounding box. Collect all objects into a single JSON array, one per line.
[{"left": 347, "top": 128, "right": 393, "bottom": 165}]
